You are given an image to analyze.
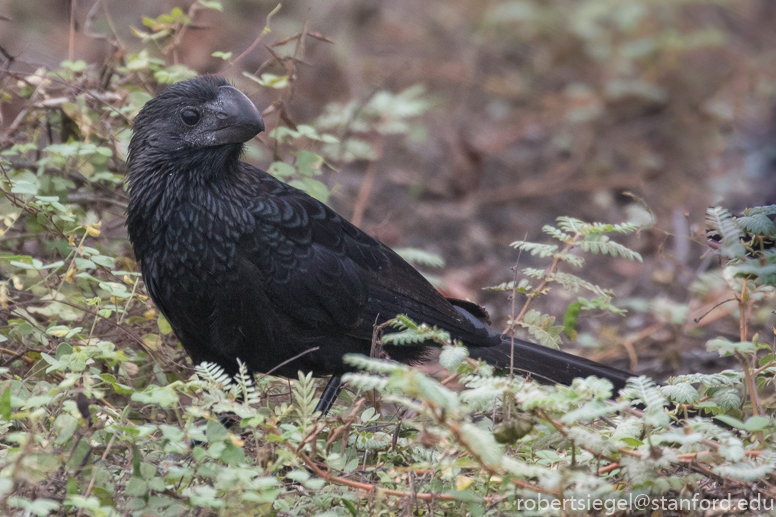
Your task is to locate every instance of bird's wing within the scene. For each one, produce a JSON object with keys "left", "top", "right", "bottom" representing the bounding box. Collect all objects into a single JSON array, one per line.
[{"left": 239, "top": 166, "right": 496, "bottom": 345}]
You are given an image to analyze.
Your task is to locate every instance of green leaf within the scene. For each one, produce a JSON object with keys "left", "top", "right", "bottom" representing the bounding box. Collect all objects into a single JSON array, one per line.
[
  {"left": 509, "top": 241, "right": 558, "bottom": 257},
  {"left": 219, "top": 443, "right": 245, "bottom": 465},
  {"left": 624, "top": 376, "right": 669, "bottom": 427},
  {"left": 485, "top": 279, "right": 532, "bottom": 293},
  {"left": 459, "top": 422, "right": 502, "bottom": 467},
  {"left": 157, "top": 314, "right": 172, "bottom": 335},
  {"left": 743, "top": 416, "right": 770, "bottom": 432},
  {"left": 53, "top": 414, "right": 79, "bottom": 444},
  {"left": 199, "top": 0, "right": 223, "bottom": 11},
  {"left": 394, "top": 248, "right": 445, "bottom": 268},
  {"left": 342, "top": 499, "right": 358, "bottom": 517},
  {"left": 91, "top": 255, "right": 115, "bottom": 268},
  {"left": 296, "top": 150, "right": 324, "bottom": 175},
  {"left": 73, "top": 257, "right": 95, "bottom": 270},
  {"left": 1, "top": 387, "right": 10, "bottom": 421},
  {"left": 47, "top": 325, "right": 72, "bottom": 338},
  {"left": 706, "top": 206, "right": 745, "bottom": 258},
  {"left": 268, "top": 161, "right": 296, "bottom": 178},
  {"left": 542, "top": 225, "right": 572, "bottom": 242},
  {"left": 286, "top": 470, "right": 310, "bottom": 483},
  {"left": 561, "top": 400, "right": 623, "bottom": 424},
  {"left": 711, "top": 389, "right": 741, "bottom": 410},
  {"left": 125, "top": 477, "right": 148, "bottom": 496},
  {"left": 707, "top": 338, "right": 754, "bottom": 357},
  {"left": 243, "top": 72, "right": 289, "bottom": 89},
  {"left": 439, "top": 345, "right": 468, "bottom": 371},
  {"left": 562, "top": 301, "right": 581, "bottom": 339},
  {"left": 131, "top": 385, "right": 178, "bottom": 408},
  {"left": 56, "top": 342, "right": 73, "bottom": 360},
  {"left": 139, "top": 462, "right": 156, "bottom": 480},
  {"left": 360, "top": 407, "right": 376, "bottom": 423},
  {"left": 7, "top": 497, "right": 60, "bottom": 516},
  {"left": 660, "top": 382, "right": 699, "bottom": 404},
  {"left": 715, "top": 462, "right": 774, "bottom": 481},
  {"left": 11, "top": 180, "right": 39, "bottom": 195},
  {"left": 99, "top": 282, "right": 130, "bottom": 298},
  {"left": 579, "top": 235, "right": 642, "bottom": 262},
  {"left": 289, "top": 178, "right": 329, "bottom": 203},
  {"left": 341, "top": 372, "right": 388, "bottom": 391},
  {"left": 206, "top": 419, "right": 229, "bottom": 441},
  {"left": 517, "top": 310, "right": 563, "bottom": 348},
  {"left": 714, "top": 414, "right": 745, "bottom": 429},
  {"left": 737, "top": 213, "right": 776, "bottom": 238}
]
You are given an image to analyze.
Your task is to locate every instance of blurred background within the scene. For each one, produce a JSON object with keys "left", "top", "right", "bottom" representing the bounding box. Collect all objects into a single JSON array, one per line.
[{"left": 2, "top": 0, "right": 776, "bottom": 380}]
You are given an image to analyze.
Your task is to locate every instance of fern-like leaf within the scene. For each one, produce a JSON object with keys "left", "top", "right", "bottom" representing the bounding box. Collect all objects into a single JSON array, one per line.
[
  {"left": 579, "top": 235, "right": 643, "bottom": 262},
  {"left": 343, "top": 354, "right": 409, "bottom": 374},
  {"left": 710, "top": 388, "right": 741, "bottom": 410},
  {"left": 293, "top": 371, "right": 318, "bottom": 427},
  {"left": 706, "top": 206, "right": 744, "bottom": 258},
  {"left": 230, "top": 359, "right": 260, "bottom": 406},
  {"left": 542, "top": 225, "right": 572, "bottom": 242},
  {"left": 510, "top": 241, "right": 559, "bottom": 258},
  {"left": 194, "top": 361, "right": 233, "bottom": 389},
  {"left": 660, "top": 382, "right": 699, "bottom": 404},
  {"left": 439, "top": 345, "right": 468, "bottom": 371},
  {"left": 625, "top": 376, "right": 666, "bottom": 409},
  {"left": 586, "top": 221, "right": 640, "bottom": 234},
  {"left": 736, "top": 213, "right": 776, "bottom": 238},
  {"left": 554, "top": 252, "right": 585, "bottom": 268},
  {"left": 743, "top": 204, "right": 776, "bottom": 216},
  {"left": 522, "top": 267, "right": 547, "bottom": 279},
  {"left": 515, "top": 310, "right": 563, "bottom": 348},
  {"left": 341, "top": 372, "right": 389, "bottom": 391},
  {"left": 556, "top": 216, "right": 586, "bottom": 233},
  {"left": 384, "top": 316, "right": 451, "bottom": 346},
  {"left": 624, "top": 376, "right": 669, "bottom": 427},
  {"left": 485, "top": 279, "right": 533, "bottom": 293},
  {"left": 394, "top": 247, "right": 445, "bottom": 268},
  {"left": 550, "top": 271, "right": 612, "bottom": 298}
]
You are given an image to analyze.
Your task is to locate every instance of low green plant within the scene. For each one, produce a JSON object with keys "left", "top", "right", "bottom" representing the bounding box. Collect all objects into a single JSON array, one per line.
[{"left": 2, "top": 2, "right": 776, "bottom": 515}]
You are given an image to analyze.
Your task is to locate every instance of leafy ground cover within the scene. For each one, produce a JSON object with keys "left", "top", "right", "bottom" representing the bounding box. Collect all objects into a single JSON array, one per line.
[{"left": 1, "top": 2, "right": 776, "bottom": 516}]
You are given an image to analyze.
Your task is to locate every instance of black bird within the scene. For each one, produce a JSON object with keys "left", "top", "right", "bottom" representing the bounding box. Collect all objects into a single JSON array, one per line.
[{"left": 126, "top": 76, "right": 632, "bottom": 414}]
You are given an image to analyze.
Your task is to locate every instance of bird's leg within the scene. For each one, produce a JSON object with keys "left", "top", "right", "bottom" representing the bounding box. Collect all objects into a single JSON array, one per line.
[{"left": 315, "top": 375, "right": 343, "bottom": 415}]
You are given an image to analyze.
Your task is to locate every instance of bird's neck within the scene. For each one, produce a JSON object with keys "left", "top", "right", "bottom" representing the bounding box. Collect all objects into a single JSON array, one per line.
[{"left": 126, "top": 143, "right": 244, "bottom": 257}]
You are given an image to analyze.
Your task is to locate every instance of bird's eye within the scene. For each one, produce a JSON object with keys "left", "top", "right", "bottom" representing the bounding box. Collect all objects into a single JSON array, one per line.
[{"left": 181, "top": 108, "right": 200, "bottom": 126}]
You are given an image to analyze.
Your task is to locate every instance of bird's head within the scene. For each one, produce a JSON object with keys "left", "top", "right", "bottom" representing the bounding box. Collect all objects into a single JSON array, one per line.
[{"left": 127, "top": 75, "right": 264, "bottom": 176}]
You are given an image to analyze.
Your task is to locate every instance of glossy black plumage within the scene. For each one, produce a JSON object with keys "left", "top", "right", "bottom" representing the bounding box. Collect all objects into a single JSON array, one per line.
[{"left": 127, "top": 76, "right": 633, "bottom": 412}]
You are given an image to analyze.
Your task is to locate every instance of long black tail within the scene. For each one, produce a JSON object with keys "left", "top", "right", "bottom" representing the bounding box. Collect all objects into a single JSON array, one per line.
[
  {"left": 314, "top": 305, "right": 634, "bottom": 414},
  {"left": 470, "top": 335, "right": 632, "bottom": 394},
  {"left": 448, "top": 301, "right": 632, "bottom": 394}
]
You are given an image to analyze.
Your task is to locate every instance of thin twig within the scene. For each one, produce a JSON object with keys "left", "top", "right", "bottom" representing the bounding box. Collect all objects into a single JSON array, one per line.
[
  {"left": 222, "top": 4, "right": 282, "bottom": 72},
  {"left": 507, "top": 237, "right": 526, "bottom": 383},
  {"left": 505, "top": 234, "right": 580, "bottom": 334},
  {"left": 271, "top": 31, "right": 334, "bottom": 48},
  {"left": 69, "top": 0, "right": 77, "bottom": 62},
  {"left": 290, "top": 439, "right": 490, "bottom": 502},
  {"left": 431, "top": 404, "right": 560, "bottom": 496},
  {"left": 83, "top": 0, "right": 103, "bottom": 40},
  {"left": 693, "top": 298, "right": 737, "bottom": 324},
  {"left": 256, "top": 347, "right": 321, "bottom": 379},
  {"left": 737, "top": 279, "right": 762, "bottom": 415},
  {"left": 351, "top": 162, "right": 376, "bottom": 228},
  {"left": 440, "top": 373, "right": 459, "bottom": 386},
  {"left": 475, "top": 172, "right": 642, "bottom": 205},
  {"left": 78, "top": 410, "right": 124, "bottom": 516}
]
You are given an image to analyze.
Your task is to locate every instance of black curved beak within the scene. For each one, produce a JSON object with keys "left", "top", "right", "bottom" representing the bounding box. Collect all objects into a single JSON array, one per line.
[{"left": 205, "top": 85, "right": 265, "bottom": 145}]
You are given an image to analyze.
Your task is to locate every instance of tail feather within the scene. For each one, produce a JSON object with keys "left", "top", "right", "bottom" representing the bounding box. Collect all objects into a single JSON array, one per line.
[{"left": 470, "top": 335, "right": 632, "bottom": 394}]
